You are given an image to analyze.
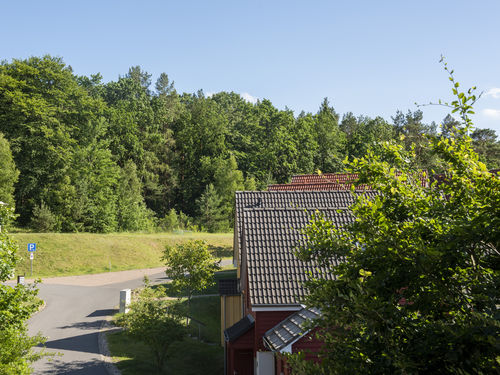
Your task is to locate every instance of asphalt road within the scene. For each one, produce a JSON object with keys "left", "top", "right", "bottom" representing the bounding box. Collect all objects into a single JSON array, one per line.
[{"left": 26, "top": 268, "right": 169, "bottom": 375}]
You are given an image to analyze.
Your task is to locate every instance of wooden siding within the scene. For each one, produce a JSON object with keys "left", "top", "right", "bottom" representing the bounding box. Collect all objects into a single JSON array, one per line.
[
  {"left": 292, "top": 328, "right": 323, "bottom": 362},
  {"left": 254, "top": 311, "right": 294, "bottom": 352},
  {"left": 220, "top": 294, "right": 243, "bottom": 345},
  {"left": 226, "top": 326, "right": 255, "bottom": 375}
]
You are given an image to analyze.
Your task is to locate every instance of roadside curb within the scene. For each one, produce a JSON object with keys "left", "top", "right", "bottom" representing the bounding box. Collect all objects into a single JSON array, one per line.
[
  {"left": 34, "top": 299, "right": 46, "bottom": 315},
  {"left": 98, "top": 317, "right": 123, "bottom": 375}
]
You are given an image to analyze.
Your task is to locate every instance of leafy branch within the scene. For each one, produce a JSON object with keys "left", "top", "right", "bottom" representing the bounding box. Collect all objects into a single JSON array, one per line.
[{"left": 417, "top": 55, "right": 483, "bottom": 134}]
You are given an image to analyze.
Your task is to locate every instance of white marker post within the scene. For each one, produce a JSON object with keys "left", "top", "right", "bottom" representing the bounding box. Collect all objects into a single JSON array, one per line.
[{"left": 120, "top": 289, "right": 131, "bottom": 313}]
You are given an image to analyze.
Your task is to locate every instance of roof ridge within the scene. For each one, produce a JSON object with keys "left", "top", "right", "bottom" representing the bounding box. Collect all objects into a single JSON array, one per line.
[
  {"left": 242, "top": 207, "right": 351, "bottom": 211},
  {"left": 235, "top": 190, "right": 376, "bottom": 193}
]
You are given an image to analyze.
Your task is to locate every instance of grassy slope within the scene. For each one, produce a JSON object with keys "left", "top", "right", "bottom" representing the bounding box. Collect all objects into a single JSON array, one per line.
[{"left": 11, "top": 232, "right": 233, "bottom": 277}]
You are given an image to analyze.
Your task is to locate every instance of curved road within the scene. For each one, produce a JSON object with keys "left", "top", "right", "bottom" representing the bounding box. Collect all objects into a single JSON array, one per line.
[{"left": 26, "top": 268, "right": 168, "bottom": 375}]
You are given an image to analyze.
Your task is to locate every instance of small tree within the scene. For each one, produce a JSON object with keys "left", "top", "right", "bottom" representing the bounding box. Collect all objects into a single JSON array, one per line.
[
  {"left": 118, "top": 285, "right": 185, "bottom": 371},
  {"left": 291, "top": 63, "right": 500, "bottom": 374},
  {"left": 162, "top": 240, "right": 220, "bottom": 321},
  {"left": 196, "top": 184, "right": 227, "bottom": 232},
  {"left": 0, "top": 204, "right": 46, "bottom": 374},
  {"left": 159, "top": 208, "right": 179, "bottom": 231},
  {"left": 30, "top": 202, "right": 58, "bottom": 232}
]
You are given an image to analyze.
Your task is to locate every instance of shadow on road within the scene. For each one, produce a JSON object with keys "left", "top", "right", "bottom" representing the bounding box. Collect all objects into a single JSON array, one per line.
[
  {"left": 35, "top": 358, "right": 108, "bottom": 375},
  {"left": 58, "top": 320, "right": 104, "bottom": 330},
  {"left": 43, "top": 331, "right": 101, "bottom": 354},
  {"left": 87, "top": 309, "right": 118, "bottom": 317}
]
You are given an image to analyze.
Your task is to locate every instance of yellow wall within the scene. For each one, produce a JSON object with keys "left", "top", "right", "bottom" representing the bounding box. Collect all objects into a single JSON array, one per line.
[{"left": 220, "top": 294, "right": 243, "bottom": 345}]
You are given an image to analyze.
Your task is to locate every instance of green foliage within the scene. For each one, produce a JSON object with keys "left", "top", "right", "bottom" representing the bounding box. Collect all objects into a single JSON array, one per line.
[
  {"left": 196, "top": 184, "right": 227, "bottom": 233},
  {"left": 2, "top": 54, "right": 497, "bottom": 233},
  {"left": 341, "top": 113, "right": 394, "bottom": 160},
  {"left": 117, "top": 285, "right": 186, "bottom": 371},
  {"left": 162, "top": 240, "right": 220, "bottom": 318},
  {"left": 70, "top": 118, "right": 119, "bottom": 232},
  {"left": 0, "top": 328, "right": 46, "bottom": 375},
  {"left": 159, "top": 208, "right": 179, "bottom": 231},
  {"left": 0, "top": 133, "right": 19, "bottom": 208},
  {"left": 30, "top": 202, "right": 58, "bottom": 232},
  {"left": 313, "top": 98, "right": 345, "bottom": 172},
  {"left": 471, "top": 128, "right": 500, "bottom": 169},
  {"left": 172, "top": 94, "right": 228, "bottom": 216},
  {"left": 292, "top": 68, "right": 500, "bottom": 374},
  {"left": 0, "top": 56, "right": 106, "bottom": 227},
  {"left": 116, "top": 160, "right": 155, "bottom": 232},
  {"left": 108, "top": 294, "right": 224, "bottom": 375},
  {"left": 212, "top": 154, "right": 245, "bottom": 226},
  {"left": 0, "top": 204, "right": 45, "bottom": 373},
  {"left": 392, "top": 109, "right": 437, "bottom": 170}
]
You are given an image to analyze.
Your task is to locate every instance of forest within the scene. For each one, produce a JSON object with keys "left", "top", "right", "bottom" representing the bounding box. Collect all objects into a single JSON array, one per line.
[{"left": 0, "top": 55, "right": 499, "bottom": 233}]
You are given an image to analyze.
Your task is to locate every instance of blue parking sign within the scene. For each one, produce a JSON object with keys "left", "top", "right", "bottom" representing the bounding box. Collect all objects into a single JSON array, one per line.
[{"left": 27, "top": 243, "right": 36, "bottom": 252}]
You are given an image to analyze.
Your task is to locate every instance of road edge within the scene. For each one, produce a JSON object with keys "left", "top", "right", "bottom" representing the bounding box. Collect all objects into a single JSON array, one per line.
[{"left": 98, "top": 317, "right": 122, "bottom": 375}]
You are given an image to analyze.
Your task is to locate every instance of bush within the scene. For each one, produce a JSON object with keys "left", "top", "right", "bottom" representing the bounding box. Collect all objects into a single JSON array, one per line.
[
  {"left": 30, "top": 202, "right": 59, "bottom": 232},
  {"left": 158, "top": 208, "right": 179, "bottom": 231},
  {"left": 117, "top": 285, "right": 186, "bottom": 371}
]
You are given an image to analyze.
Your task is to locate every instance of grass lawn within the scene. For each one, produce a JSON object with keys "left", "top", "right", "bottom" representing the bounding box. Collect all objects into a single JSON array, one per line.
[
  {"left": 10, "top": 232, "right": 233, "bottom": 277},
  {"left": 107, "top": 269, "right": 234, "bottom": 374},
  {"left": 186, "top": 296, "right": 220, "bottom": 343},
  {"left": 107, "top": 333, "right": 223, "bottom": 375}
]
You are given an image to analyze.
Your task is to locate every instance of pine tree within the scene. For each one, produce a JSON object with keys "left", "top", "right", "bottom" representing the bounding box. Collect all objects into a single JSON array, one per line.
[{"left": 196, "top": 184, "right": 226, "bottom": 232}]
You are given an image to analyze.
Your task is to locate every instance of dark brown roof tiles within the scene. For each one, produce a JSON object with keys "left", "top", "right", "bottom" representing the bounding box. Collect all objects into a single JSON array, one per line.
[
  {"left": 243, "top": 208, "right": 353, "bottom": 306},
  {"left": 235, "top": 191, "right": 374, "bottom": 259}
]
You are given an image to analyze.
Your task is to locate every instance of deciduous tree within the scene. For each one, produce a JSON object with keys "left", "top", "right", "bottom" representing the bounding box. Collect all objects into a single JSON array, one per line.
[
  {"left": 117, "top": 284, "right": 185, "bottom": 371},
  {"left": 0, "top": 204, "right": 45, "bottom": 374},
  {"left": 292, "top": 66, "right": 499, "bottom": 374},
  {"left": 0, "top": 133, "right": 19, "bottom": 208},
  {"left": 162, "top": 240, "right": 220, "bottom": 321}
]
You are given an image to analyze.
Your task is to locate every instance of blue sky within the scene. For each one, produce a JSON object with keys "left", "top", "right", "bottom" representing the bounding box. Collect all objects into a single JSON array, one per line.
[{"left": 2, "top": 0, "right": 500, "bottom": 134}]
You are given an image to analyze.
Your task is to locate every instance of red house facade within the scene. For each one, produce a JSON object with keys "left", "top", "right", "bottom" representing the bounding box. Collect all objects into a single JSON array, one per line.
[{"left": 223, "top": 191, "right": 358, "bottom": 375}]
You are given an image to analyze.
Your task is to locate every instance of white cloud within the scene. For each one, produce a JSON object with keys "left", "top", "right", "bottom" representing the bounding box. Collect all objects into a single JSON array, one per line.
[
  {"left": 485, "top": 88, "right": 500, "bottom": 99},
  {"left": 205, "top": 91, "right": 215, "bottom": 98},
  {"left": 482, "top": 108, "right": 500, "bottom": 119},
  {"left": 241, "top": 92, "right": 258, "bottom": 104}
]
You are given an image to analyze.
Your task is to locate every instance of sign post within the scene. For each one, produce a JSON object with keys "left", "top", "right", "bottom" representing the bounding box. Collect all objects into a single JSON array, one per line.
[{"left": 27, "top": 243, "right": 36, "bottom": 276}]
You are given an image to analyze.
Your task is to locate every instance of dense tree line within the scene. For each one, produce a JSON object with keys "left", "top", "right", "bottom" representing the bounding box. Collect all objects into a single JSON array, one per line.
[{"left": 0, "top": 55, "right": 499, "bottom": 232}]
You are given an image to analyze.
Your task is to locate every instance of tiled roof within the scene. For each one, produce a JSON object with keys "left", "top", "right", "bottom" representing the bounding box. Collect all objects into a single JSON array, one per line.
[
  {"left": 291, "top": 173, "right": 359, "bottom": 184},
  {"left": 224, "top": 314, "right": 255, "bottom": 342},
  {"left": 218, "top": 278, "right": 240, "bottom": 296},
  {"left": 243, "top": 208, "right": 353, "bottom": 307},
  {"left": 268, "top": 183, "right": 371, "bottom": 191},
  {"left": 234, "top": 191, "right": 373, "bottom": 261},
  {"left": 288, "top": 172, "right": 429, "bottom": 188},
  {"left": 263, "top": 307, "right": 321, "bottom": 352}
]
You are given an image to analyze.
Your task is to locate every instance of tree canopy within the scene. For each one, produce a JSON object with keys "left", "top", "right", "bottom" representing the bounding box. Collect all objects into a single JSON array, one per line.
[
  {"left": 291, "top": 65, "right": 500, "bottom": 374},
  {"left": 1, "top": 55, "right": 499, "bottom": 232},
  {"left": 162, "top": 240, "right": 220, "bottom": 323}
]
